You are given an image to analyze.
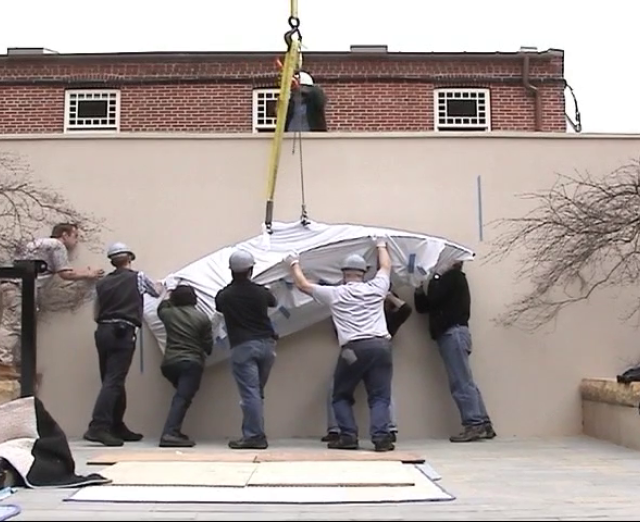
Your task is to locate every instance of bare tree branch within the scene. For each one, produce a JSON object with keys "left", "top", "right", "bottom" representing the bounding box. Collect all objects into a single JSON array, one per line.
[
  {"left": 485, "top": 159, "right": 640, "bottom": 331},
  {"left": 0, "top": 151, "right": 106, "bottom": 315}
]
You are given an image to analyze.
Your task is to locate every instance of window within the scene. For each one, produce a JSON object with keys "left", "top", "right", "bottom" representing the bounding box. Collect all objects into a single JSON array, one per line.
[
  {"left": 252, "top": 88, "right": 280, "bottom": 132},
  {"left": 434, "top": 88, "right": 491, "bottom": 132},
  {"left": 64, "top": 89, "right": 120, "bottom": 132}
]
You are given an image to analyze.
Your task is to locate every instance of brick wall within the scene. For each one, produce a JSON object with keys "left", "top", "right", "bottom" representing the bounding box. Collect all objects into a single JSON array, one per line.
[{"left": 0, "top": 52, "right": 566, "bottom": 134}]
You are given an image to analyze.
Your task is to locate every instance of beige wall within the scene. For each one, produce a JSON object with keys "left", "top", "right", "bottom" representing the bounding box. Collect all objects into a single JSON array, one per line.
[{"left": 2, "top": 132, "right": 640, "bottom": 440}]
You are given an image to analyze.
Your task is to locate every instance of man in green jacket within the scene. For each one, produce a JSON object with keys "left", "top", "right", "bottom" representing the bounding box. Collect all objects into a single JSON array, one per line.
[{"left": 157, "top": 284, "right": 213, "bottom": 448}]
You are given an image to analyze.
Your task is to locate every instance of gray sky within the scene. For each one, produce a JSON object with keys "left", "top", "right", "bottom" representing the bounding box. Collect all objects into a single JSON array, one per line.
[{"left": 2, "top": 0, "right": 636, "bottom": 133}]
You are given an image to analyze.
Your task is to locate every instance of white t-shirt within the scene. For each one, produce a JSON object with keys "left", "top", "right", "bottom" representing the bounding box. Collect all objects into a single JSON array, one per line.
[
  {"left": 311, "top": 270, "right": 391, "bottom": 346},
  {"left": 21, "top": 238, "right": 72, "bottom": 290}
]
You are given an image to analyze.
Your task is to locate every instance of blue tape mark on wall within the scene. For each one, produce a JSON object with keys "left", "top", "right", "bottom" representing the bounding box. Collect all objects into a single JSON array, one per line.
[
  {"left": 279, "top": 306, "right": 291, "bottom": 319},
  {"left": 139, "top": 328, "right": 144, "bottom": 374},
  {"left": 417, "top": 265, "right": 427, "bottom": 276},
  {"left": 407, "top": 253, "right": 416, "bottom": 274},
  {"left": 477, "top": 174, "right": 484, "bottom": 242}
]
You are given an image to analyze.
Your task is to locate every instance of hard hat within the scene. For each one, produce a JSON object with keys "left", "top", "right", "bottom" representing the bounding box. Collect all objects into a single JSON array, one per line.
[
  {"left": 340, "top": 254, "right": 368, "bottom": 273},
  {"left": 107, "top": 242, "right": 136, "bottom": 261},
  {"left": 297, "top": 71, "right": 314, "bottom": 86},
  {"left": 229, "top": 250, "right": 255, "bottom": 272}
]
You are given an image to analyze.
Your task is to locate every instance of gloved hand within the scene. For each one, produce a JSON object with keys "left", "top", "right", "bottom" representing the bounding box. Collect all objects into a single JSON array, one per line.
[
  {"left": 284, "top": 251, "right": 300, "bottom": 267},
  {"left": 370, "top": 234, "right": 388, "bottom": 248}
]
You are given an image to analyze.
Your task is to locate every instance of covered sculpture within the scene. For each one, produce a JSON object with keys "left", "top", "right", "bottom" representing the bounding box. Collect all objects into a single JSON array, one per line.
[{"left": 143, "top": 221, "right": 475, "bottom": 366}]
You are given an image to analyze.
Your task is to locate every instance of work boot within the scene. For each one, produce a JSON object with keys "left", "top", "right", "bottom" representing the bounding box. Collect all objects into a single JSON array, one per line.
[
  {"left": 321, "top": 431, "right": 340, "bottom": 443},
  {"left": 159, "top": 433, "right": 195, "bottom": 448},
  {"left": 481, "top": 423, "right": 497, "bottom": 440},
  {"left": 327, "top": 434, "right": 359, "bottom": 450},
  {"left": 178, "top": 432, "right": 190, "bottom": 440},
  {"left": 228, "top": 436, "right": 268, "bottom": 450},
  {"left": 373, "top": 435, "right": 395, "bottom": 453},
  {"left": 114, "top": 424, "right": 144, "bottom": 442},
  {"left": 449, "top": 425, "right": 484, "bottom": 443},
  {"left": 83, "top": 428, "right": 124, "bottom": 447},
  {"left": 390, "top": 430, "right": 398, "bottom": 443}
]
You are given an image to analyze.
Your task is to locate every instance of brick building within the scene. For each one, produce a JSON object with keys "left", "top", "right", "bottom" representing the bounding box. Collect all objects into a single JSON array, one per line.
[{"left": 0, "top": 46, "right": 567, "bottom": 134}]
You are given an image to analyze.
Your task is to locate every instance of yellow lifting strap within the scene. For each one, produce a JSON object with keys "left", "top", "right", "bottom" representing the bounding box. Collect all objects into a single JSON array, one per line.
[{"left": 264, "top": 0, "right": 303, "bottom": 234}]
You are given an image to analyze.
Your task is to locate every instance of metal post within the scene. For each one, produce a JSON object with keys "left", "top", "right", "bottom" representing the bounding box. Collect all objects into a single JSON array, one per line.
[{"left": 0, "top": 259, "right": 47, "bottom": 397}]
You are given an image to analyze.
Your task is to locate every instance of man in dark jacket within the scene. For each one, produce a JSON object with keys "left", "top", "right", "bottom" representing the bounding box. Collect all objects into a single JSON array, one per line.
[
  {"left": 414, "top": 261, "right": 495, "bottom": 443},
  {"left": 84, "top": 242, "right": 162, "bottom": 447},
  {"left": 322, "top": 290, "right": 412, "bottom": 443},
  {"left": 157, "top": 284, "right": 213, "bottom": 448},
  {"left": 285, "top": 71, "right": 328, "bottom": 132},
  {"left": 215, "top": 250, "right": 278, "bottom": 450}
]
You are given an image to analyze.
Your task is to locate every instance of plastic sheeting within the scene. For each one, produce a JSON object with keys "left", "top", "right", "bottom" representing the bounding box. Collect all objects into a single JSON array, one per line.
[{"left": 143, "top": 220, "right": 475, "bottom": 366}]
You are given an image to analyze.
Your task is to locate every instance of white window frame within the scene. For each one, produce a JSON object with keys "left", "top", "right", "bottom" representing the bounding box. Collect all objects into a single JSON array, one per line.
[
  {"left": 252, "top": 88, "right": 280, "bottom": 133},
  {"left": 64, "top": 89, "right": 121, "bottom": 133},
  {"left": 434, "top": 88, "right": 491, "bottom": 132}
]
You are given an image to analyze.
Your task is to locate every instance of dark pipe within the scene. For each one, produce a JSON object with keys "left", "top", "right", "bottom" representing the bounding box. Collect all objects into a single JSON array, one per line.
[{"left": 521, "top": 53, "right": 543, "bottom": 131}]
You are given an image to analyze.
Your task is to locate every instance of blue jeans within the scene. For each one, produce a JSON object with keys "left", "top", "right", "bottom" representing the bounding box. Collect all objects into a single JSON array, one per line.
[
  {"left": 326, "top": 373, "right": 398, "bottom": 434},
  {"left": 230, "top": 338, "right": 277, "bottom": 439},
  {"left": 332, "top": 337, "right": 393, "bottom": 441},
  {"left": 436, "top": 325, "right": 490, "bottom": 427},
  {"left": 161, "top": 360, "right": 204, "bottom": 437}
]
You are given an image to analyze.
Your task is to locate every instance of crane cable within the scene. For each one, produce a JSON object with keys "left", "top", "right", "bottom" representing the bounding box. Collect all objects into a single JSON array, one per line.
[
  {"left": 291, "top": 118, "right": 309, "bottom": 226},
  {"left": 264, "top": 0, "right": 303, "bottom": 235}
]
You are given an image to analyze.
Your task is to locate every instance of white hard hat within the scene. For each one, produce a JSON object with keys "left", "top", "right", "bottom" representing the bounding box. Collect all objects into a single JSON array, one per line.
[
  {"left": 229, "top": 250, "right": 255, "bottom": 272},
  {"left": 107, "top": 242, "right": 136, "bottom": 261},
  {"left": 340, "top": 254, "right": 368, "bottom": 273},
  {"left": 297, "top": 71, "right": 314, "bottom": 86}
]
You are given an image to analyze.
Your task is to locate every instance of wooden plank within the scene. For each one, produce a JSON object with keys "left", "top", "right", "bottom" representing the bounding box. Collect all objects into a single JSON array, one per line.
[
  {"left": 98, "top": 461, "right": 258, "bottom": 487},
  {"left": 247, "top": 461, "right": 420, "bottom": 487},
  {"left": 87, "top": 450, "right": 259, "bottom": 466},
  {"left": 255, "top": 450, "right": 425, "bottom": 463},
  {"left": 86, "top": 449, "right": 425, "bottom": 466}
]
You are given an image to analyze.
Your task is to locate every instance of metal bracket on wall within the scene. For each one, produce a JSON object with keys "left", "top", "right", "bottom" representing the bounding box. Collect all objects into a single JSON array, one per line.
[{"left": 0, "top": 259, "right": 48, "bottom": 398}]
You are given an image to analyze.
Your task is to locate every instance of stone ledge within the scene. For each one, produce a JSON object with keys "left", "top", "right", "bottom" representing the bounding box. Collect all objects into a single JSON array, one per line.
[
  {"left": 0, "top": 378, "right": 19, "bottom": 405},
  {"left": 579, "top": 378, "right": 640, "bottom": 407}
]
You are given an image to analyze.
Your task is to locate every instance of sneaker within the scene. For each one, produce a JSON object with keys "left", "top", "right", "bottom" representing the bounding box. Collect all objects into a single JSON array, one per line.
[
  {"left": 228, "top": 436, "right": 268, "bottom": 450},
  {"left": 327, "top": 434, "right": 359, "bottom": 450},
  {"left": 83, "top": 428, "right": 124, "bottom": 447},
  {"left": 159, "top": 433, "right": 195, "bottom": 448},
  {"left": 481, "top": 423, "right": 497, "bottom": 440},
  {"left": 449, "top": 425, "right": 484, "bottom": 443},
  {"left": 321, "top": 432, "right": 340, "bottom": 443},
  {"left": 373, "top": 436, "right": 395, "bottom": 452},
  {"left": 114, "top": 424, "right": 144, "bottom": 442}
]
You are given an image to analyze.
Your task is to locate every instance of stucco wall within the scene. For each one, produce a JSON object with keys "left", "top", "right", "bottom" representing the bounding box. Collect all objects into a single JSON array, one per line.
[{"left": 1, "top": 132, "right": 639, "bottom": 440}]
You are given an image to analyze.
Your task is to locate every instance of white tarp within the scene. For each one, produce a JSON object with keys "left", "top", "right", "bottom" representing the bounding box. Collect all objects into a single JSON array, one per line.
[{"left": 143, "top": 220, "right": 475, "bottom": 366}]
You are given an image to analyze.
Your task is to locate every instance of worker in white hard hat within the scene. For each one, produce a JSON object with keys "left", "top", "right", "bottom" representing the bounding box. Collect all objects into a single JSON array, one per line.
[
  {"left": 284, "top": 70, "right": 328, "bottom": 132},
  {"left": 84, "top": 242, "right": 163, "bottom": 447},
  {"left": 288, "top": 236, "right": 395, "bottom": 452},
  {"left": 322, "top": 286, "right": 412, "bottom": 444},
  {"left": 214, "top": 249, "right": 279, "bottom": 450}
]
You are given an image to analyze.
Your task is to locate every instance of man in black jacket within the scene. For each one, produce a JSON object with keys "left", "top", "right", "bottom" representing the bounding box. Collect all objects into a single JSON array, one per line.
[
  {"left": 414, "top": 262, "right": 495, "bottom": 443},
  {"left": 157, "top": 284, "right": 213, "bottom": 448},
  {"left": 84, "top": 242, "right": 162, "bottom": 447},
  {"left": 285, "top": 71, "right": 327, "bottom": 132},
  {"left": 322, "top": 291, "right": 412, "bottom": 443},
  {"left": 215, "top": 250, "right": 278, "bottom": 450}
]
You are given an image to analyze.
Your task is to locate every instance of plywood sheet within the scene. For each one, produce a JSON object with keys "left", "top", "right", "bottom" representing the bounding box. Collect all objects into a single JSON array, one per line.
[
  {"left": 255, "top": 450, "right": 425, "bottom": 463},
  {"left": 87, "top": 449, "right": 425, "bottom": 466},
  {"left": 98, "top": 461, "right": 258, "bottom": 487},
  {"left": 87, "top": 450, "right": 258, "bottom": 466},
  {"left": 247, "top": 461, "right": 420, "bottom": 487},
  {"left": 66, "top": 480, "right": 454, "bottom": 504}
]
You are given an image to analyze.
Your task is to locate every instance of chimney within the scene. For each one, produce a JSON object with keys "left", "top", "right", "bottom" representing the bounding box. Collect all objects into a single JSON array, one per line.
[
  {"left": 6, "top": 47, "right": 59, "bottom": 56},
  {"left": 350, "top": 45, "right": 388, "bottom": 53}
]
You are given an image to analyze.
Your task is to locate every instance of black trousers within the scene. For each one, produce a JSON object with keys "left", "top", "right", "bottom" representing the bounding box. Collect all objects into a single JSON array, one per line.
[
  {"left": 161, "top": 360, "right": 204, "bottom": 437},
  {"left": 89, "top": 323, "right": 136, "bottom": 432}
]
